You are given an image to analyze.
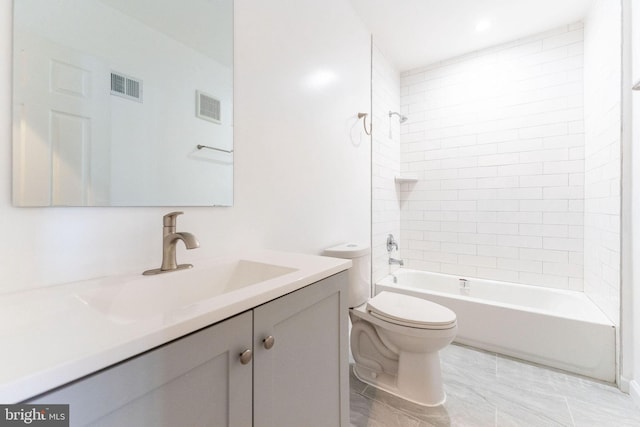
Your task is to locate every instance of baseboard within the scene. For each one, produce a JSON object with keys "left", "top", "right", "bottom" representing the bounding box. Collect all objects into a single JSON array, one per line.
[{"left": 630, "top": 380, "right": 640, "bottom": 409}]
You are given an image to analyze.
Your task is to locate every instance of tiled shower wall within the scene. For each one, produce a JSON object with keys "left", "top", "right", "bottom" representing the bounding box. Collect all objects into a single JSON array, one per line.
[
  {"left": 583, "top": 0, "right": 621, "bottom": 323},
  {"left": 399, "top": 24, "right": 586, "bottom": 290},
  {"left": 372, "top": 44, "right": 402, "bottom": 283}
]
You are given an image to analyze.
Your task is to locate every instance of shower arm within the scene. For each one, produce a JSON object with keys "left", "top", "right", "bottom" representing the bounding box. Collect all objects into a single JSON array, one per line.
[{"left": 389, "top": 111, "right": 408, "bottom": 123}]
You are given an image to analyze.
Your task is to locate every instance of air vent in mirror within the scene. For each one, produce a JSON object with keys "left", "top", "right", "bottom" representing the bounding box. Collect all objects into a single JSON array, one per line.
[
  {"left": 111, "top": 71, "right": 143, "bottom": 102},
  {"left": 196, "top": 91, "right": 221, "bottom": 124}
]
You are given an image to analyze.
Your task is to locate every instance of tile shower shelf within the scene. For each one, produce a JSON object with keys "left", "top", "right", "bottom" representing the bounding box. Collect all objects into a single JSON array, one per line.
[{"left": 394, "top": 175, "right": 419, "bottom": 183}]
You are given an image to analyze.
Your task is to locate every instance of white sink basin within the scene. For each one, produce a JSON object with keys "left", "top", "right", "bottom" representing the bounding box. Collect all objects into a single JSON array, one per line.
[{"left": 77, "top": 259, "right": 297, "bottom": 323}]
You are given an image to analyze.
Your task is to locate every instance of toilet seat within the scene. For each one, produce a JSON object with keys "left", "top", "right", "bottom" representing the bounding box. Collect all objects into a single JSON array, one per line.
[{"left": 366, "top": 292, "right": 456, "bottom": 330}]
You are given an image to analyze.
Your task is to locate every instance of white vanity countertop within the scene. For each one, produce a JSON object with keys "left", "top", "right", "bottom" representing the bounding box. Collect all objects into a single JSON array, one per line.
[{"left": 0, "top": 250, "right": 351, "bottom": 403}]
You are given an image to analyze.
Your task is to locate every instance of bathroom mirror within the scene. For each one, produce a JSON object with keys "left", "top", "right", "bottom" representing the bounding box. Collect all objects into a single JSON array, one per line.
[{"left": 12, "top": 0, "right": 233, "bottom": 206}]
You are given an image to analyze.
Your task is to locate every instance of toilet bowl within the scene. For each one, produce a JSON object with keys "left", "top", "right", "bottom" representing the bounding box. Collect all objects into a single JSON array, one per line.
[
  {"left": 350, "top": 291, "right": 456, "bottom": 406},
  {"left": 323, "top": 243, "right": 457, "bottom": 407}
]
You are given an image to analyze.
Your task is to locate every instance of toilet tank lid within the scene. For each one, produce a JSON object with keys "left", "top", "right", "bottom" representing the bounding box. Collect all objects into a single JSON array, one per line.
[{"left": 323, "top": 243, "right": 370, "bottom": 258}]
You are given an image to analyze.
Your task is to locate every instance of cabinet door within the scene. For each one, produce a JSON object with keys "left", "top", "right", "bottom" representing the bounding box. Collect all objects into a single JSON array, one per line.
[
  {"left": 28, "top": 311, "right": 253, "bottom": 427},
  {"left": 253, "top": 272, "right": 349, "bottom": 427}
]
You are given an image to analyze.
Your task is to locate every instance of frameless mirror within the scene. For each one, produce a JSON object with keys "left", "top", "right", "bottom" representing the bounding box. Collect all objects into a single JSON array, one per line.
[{"left": 12, "top": 0, "right": 233, "bottom": 206}]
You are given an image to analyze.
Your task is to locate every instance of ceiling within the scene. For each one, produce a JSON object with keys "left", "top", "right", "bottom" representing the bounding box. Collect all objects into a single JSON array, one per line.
[{"left": 350, "top": 0, "right": 594, "bottom": 72}]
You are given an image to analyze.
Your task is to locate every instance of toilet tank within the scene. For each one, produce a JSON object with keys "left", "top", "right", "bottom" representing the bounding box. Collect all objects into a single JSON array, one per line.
[{"left": 323, "top": 243, "right": 370, "bottom": 308}]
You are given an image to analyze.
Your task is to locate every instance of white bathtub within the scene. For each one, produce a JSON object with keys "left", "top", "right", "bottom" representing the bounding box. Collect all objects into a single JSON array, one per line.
[{"left": 376, "top": 269, "right": 616, "bottom": 382}]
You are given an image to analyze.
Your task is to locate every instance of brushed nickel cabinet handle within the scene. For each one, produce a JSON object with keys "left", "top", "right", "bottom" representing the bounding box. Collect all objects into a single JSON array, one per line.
[
  {"left": 239, "top": 349, "right": 252, "bottom": 365},
  {"left": 263, "top": 336, "right": 275, "bottom": 350}
]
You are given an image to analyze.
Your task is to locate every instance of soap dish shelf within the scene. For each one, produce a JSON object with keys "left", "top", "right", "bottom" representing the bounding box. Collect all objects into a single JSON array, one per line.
[{"left": 395, "top": 175, "right": 419, "bottom": 184}]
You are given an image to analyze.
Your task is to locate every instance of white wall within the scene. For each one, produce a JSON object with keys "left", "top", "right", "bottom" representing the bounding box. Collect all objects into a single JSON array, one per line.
[
  {"left": 583, "top": 0, "right": 622, "bottom": 325},
  {"left": 399, "top": 24, "right": 586, "bottom": 289},
  {"left": 627, "top": 0, "right": 640, "bottom": 407},
  {"left": 371, "top": 44, "right": 401, "bottom": 282},
  {"left": 0, "top": 0, "right": 371, "bottom": 294}
]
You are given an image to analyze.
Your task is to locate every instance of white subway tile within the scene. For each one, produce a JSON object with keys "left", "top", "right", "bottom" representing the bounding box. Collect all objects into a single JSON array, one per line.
[
  {"left": 477, "top": 176, "right": 520, "bottom": 188},
  {"left": 476, "top": 268, "right": 520, "bottom": 282},
  {"left": 543, "top": 160, "right": 584, "bottom": 174},
  {"left": 458, "top": 233, "right": 497, "bottom": 245},
  {"left": 519, "top": 224, "right": 569, "bottom": 237},
  {"left": 440, "top": 263, "right": 478, "bottom": 277},
  {"left": 458, "top": 167, "right": 499, "bottom": 179},
  {"left": 543, "top": 212, "right": 584, "bottom": 225},
  {"left": 458, "top": 254, "right": 497, "bottom": 268},
  {"left": 498, "top": 258, "right": 543, "bottom": 273},
  {"left": 458, "top": 189, "right": 498, "bottom": 200},
  {"left": 497, "top": 187, "right": 543, "bottom": 199},
  {"left": 441, "top": 242, "right": 477, "bottom": 255},
  {"left": 498, "top": 163, "right": 543, "bottom": 177},
  {"left": 520, "top": 174, "right": 569, "bottom": 188},
  {"left": 519, "top": 123, "right": 568, "bottom": 139},
  {"left": 396, "top": 23, "right": 589, "bottom": 291},
  {"left": 497, "top": 234, "right": 543, "bottom": 248},
  {"left": 519, "top": 272, "right": 569, "bottom": 288},
  {"left": 441, "top": 222, "right": 477, "bottom": 233},
  {"left": 497, "top": 138, "right": 544, "bottom": 153},
  {"left": 496, "top": 211, "right": 543, "bottom": 224},
  {"left": 519, "top": 200, "right": 569, "bottom": 212},
  {"left": 478, "top": 200, "right": 519, "bottom": 212},
  {"left": 520, "top": 248, "right": 568, "bottom": 263},
  {"left": 477, "top": 153, "right": 521, "bottom": 167},
  {"left": 543, "top": 262, "right": 583, "bottom": 278},
  {"left": 477, "top": 223, "right": 519, "bottom": 235},
  {"left": 543, "top": 29, "right": 584, "bottom": 50}
]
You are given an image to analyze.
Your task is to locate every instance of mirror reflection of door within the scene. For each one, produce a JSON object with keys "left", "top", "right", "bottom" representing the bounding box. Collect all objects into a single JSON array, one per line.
[{"left": 13, "top": 33, "right": 110, "bottom": 206}]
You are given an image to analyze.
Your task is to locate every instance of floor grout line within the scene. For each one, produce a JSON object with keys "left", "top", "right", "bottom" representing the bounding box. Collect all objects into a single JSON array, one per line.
[{"left": 564, "top": 396, "right": 576, "bottom": 427}]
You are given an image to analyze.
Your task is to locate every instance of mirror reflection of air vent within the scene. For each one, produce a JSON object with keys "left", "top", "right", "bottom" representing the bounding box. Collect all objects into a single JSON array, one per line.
[
  {"left": 196, "top": 91, "right": 221, "bottom": 124},
  {"left": 111, "top": 71, "right": 143, "bottom": 102}
]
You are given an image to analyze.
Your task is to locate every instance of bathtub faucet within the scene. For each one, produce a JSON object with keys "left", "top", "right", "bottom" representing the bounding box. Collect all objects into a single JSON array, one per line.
[{"left": 389, "top": 257, "right": 404, "bottom": 266}]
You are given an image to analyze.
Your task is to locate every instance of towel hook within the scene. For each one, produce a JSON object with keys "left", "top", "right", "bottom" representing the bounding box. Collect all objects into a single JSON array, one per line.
[{"left": 358, "top": 112, "right": 372, "bottom": 135}]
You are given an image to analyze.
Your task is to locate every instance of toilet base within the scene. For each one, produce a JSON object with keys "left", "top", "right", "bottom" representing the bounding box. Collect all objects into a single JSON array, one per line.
[{"left": 352, "top": 360, "right": 447, "bottom": 407}]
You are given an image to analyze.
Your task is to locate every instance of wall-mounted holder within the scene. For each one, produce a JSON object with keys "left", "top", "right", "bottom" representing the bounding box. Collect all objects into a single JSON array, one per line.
[
  {"left": 633, "top": 81, "right": 640, "bottom": 91},
  {"left": 357, "top": 112, "right": 372, "bottom": 135},
  {"left": 196, "top": 144, "right": 233, "bottom": 154}
]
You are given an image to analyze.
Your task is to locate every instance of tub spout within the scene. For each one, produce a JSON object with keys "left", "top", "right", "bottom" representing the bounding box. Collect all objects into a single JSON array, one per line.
[
  {"left": 389, "top": 258, "right": 404, "bottom": 266},
  {"left": 459, "top": 278, "right": 470, "bottom": 293}
]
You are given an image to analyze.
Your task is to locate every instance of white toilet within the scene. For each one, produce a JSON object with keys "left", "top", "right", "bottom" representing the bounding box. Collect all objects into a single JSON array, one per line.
[{"left": 324, "top": 243, "right": 457, "bottom": 407}]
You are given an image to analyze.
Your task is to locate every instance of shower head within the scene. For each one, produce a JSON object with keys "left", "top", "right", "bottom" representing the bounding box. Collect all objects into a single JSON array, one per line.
[{"left": 389, "top": 111, "right": 408, "bottom": 123}]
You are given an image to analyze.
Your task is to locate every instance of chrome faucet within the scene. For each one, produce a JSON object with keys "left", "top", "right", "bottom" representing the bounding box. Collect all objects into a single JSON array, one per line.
[
  {"left": 386, "top": 234, "right": 404, "bottom": 266},
  {"left": 143, "top": 211, "right": 200, "bottom": 275}
]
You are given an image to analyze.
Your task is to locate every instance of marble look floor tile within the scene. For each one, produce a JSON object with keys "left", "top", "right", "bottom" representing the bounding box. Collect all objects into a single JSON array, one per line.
[
  {"left": 350, "top": 365, "right": 368, "bottom": 394},
  {"left": 441, "top": 344, "right": 498, "bottom": 386},
  {"left": 360, "top": 384, "right": 450, "bottom": 426},
  {"left": 566, "top": 385, "right": 640, "bottom": 427},
  {"left": 360, "top": 375, "right": 496, "bottom": 427},
  {"left": 350, "top": 389, "right": 434, "bottom": 427},
  {"left": 350, "top": 344, "right": 640, "bottom": 427},
  {"left": 496, "top": 354, "right": 591, "bottom": 398}
]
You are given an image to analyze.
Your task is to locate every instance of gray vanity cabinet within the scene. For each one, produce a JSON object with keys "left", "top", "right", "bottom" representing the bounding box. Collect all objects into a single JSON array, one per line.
[
  {"left": 28, "top": 311, "right": 254, "bottom": 426},
  {"left": 253, "top": 271, "right": 349, "bottom": 427},
  {"left": 27, "top": 271, "right": 348, "bottom": 427}
]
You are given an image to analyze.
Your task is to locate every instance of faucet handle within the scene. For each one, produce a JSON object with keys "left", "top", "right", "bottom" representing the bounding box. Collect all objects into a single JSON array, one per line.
[
  {"left": 163, "top": 211, "right": 184, "bottom": 227},
  {"left": 386, "top": 234, "right": 398, "bottom": 252}
]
